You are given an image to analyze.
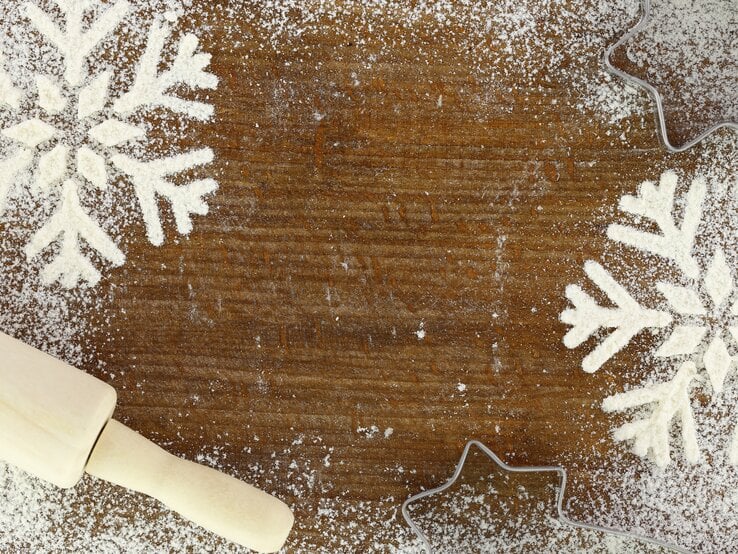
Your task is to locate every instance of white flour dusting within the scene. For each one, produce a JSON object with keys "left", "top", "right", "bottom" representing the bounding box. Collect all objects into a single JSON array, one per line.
[
  {"left": 0, "top": 0, "right": 224, "bottom": 551},
  {"left": 0, "top": 0, "right": 218, "bottom": 289},
  {"left": 562, "top": 167, "right": 738, "bottom": 467},
  {"left": 240, "top": 0, "right": 645, "bottom": 129},
  {"left": 406, "top": 445, "right": 667, "bottom": 553},
  {"left": 1, "top": 0, "right": 734, "bottom": 553},
  {"left": 611, "top": 0, "right": 736, "bottom": 145},
  {"left": 564, "top": 134, "right": 738, "bottom": 553}
]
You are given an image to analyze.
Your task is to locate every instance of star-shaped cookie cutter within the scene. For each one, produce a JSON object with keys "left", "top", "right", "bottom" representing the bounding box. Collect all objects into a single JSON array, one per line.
[
  {"left": 603, "top": 0, "right": 738, "bottom": 153},
  {"left": 402, "top": 440, "right": 689, "bottom": 553}
]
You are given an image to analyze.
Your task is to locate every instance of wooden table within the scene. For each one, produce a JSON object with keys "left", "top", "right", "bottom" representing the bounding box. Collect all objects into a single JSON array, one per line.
[{"left": 4, "top": 0, "right": 725, "bottom": 551}]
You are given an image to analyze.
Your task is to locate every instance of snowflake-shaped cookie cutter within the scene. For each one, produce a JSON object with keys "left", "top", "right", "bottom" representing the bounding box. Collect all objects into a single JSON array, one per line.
[
  {"left": 603, "top": 0, "right": 738, "bottom": 153},
  {"left": 402, "top": 440, "right": 687, "bottom": 553}
]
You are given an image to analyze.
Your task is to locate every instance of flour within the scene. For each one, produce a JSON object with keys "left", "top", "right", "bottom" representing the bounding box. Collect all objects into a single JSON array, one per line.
[
  {"left": 0, "top": 0, "right": 735, "bottom": 553},
  {"left": 563, "top": 166, "right": 738, "bottom": 468},
  {"left": 0, "top": 0, "right": 218, "bottom": 288},
  {"left": 562, "top": 134, "right": 738, "bottom": 554},
  {"left": 613, "top": 0, "right": 736, "bottom": 145},
  {"left": 405, "top": 455, "right": 667, "bottom": 554},
  {"left": 243, "top": 0, "right": 645, "bottom": 129}
]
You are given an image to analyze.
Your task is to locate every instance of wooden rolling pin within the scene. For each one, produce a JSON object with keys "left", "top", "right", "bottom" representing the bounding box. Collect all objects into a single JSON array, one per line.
[{"left": 0, "top": 331, "right": 294, "bottom": 553}]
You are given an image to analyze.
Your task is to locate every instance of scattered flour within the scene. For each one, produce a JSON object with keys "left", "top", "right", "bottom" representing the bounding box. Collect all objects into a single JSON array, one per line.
[
  {"left": 237, "top": 0, "right": 646, "bottom": 129},
  {"left": 357, "top": 425, "right": 381, "bottom": 440},
  {"left": 610, "top": 0, "right": 736, "bottom": 146},
  {"left": 406, "top": 445, "right": 669, "bottom": 553},
  {"left": 0, "top": 0, "right": 218, "bottom": 289},
  {"left": 0, "top": 0, "right": 734, "bottom": 553},
  {"left": 563, "top": 134, "right": 738, "bottom": 553}
]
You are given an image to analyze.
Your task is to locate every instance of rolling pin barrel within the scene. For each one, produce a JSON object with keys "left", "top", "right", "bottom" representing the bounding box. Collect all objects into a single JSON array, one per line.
[
  {"left": 0, "top": 331, "right": 293, "bottom": 552},
  {"left": 0, "top": 332, "right": 117, "bottom": 488}
]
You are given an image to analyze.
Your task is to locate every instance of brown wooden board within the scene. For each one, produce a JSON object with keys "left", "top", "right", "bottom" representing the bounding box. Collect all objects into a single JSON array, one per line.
[{"left": 1, "top": 0, "right": 734, "bottom": 552}]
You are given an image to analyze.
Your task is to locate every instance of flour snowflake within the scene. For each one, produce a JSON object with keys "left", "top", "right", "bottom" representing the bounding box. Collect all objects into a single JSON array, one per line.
[
  {"left": 0, "top": 0, "right": 218, "bottom": 288},
  {"left": 562, "top": 170, "right": 738, "bottom": 467}
]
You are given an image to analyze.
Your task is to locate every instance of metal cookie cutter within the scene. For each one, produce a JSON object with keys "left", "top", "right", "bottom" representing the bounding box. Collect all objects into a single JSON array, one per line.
[
  {"left": 402, "top": 440, "right": 688, "bottom": 553},
  {"left": 603, "top": 0, "right": 738, "bottom": 153}
]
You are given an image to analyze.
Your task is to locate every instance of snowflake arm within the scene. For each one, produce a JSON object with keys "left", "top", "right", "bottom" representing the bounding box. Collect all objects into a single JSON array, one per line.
[
  {"left": 111, "top": 150, "right": 218, "bottom": 246},
  {"left": 0, "top": 52, "right": 22, "bottom": 109},
  {"left": 655, "top": 282, "right": 705, "bottom": 315},
  {"left": 606, "top": 171, "right": 705, "bottom": 279},
  {"left": 76, "top": 146, "right": 107, "bottom": 189},
  {"left": 654, "top": 325, "right": 707, "bottom": 357},
  {"left": 25, "top": 180, "right": 125, "bottom": 287},
  {"left": 703, "top": 335, "right": 733, "bottom": 394},
  {"left": 602, "top": 361, "right": 699, "bottom": 467},
  {"left": 25, "top": 0, "right": 130, "bottom": 86},
  {"left": 36, "top": 144, "right": 68, "bottom": 191},
  {"left": 36, "top": 75, "right": 66, "bottom": 114},
  {"left": 0, "top": 149, "right": 33, "bottom": 212},
  {"left": 114, "top": 20, "right": 218, "bottom": 120},
  {"left": 652, "top": 282, "right": 708, "bottom": 357},
  {"left": 561, "top": 260, "right": 672, "bottom": 373},
  {"left": 78, "top": 72, "right": 111, "bottom": 119}
]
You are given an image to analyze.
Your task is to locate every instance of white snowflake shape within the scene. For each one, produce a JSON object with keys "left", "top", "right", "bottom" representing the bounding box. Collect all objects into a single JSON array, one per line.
[
  {"left": 561, "top": 170, "right": 738, "bottom": 467},
  {"left": 0, "top": 0, "right": 218, "bottom": 288}
]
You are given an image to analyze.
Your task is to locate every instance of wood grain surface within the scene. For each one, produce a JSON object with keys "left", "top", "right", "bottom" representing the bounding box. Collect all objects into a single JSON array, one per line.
[{"left": 3, "top": 0, "right": 731, "bottom": 551}]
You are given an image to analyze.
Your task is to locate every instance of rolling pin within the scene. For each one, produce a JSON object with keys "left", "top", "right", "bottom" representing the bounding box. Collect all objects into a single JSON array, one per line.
[{"left": 0, "top": 331, "right": 294, "bottom": 553}]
